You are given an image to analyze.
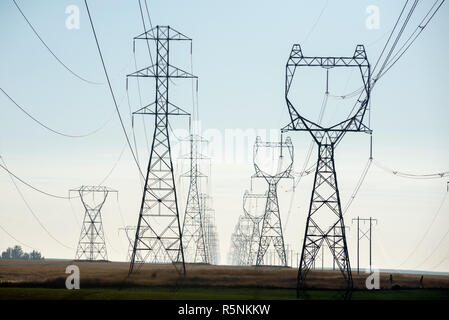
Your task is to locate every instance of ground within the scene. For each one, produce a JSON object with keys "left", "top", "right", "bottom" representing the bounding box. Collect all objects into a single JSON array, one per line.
[{"left": 0, "top": 260, "right": 448, "bottom": 300}]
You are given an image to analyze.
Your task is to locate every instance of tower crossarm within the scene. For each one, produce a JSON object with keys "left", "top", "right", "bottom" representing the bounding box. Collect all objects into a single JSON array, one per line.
[
  {"left": 134, "top": 25, "right": 192, "bottom": 42},
  {"left": 283, "top": 44, "right": 371, "bottom": 145}
]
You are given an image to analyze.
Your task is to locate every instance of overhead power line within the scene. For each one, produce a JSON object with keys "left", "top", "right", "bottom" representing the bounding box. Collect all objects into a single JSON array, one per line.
[
  {"left": 374, "top": 160, "right": 449, "bottom": 179},
  {"left": 1, "top": 87, "right": 112, "bottom": 138},
  {"left": 12, "top": 0, "right": 102, "bottom": 85},
  {"left": 0, "top": 222, "right": 39, "bottom": 251},
  {"left": 0, "top": 162, "right": 70, "bottom": 199},
  {"left": 1, "top": 157, "right": 74, "bottom": 250},
  {"left": 84, "top": 0, "right": 144, "bottom": 179},
  {"left": 397, "top": 192, "right": 448, "bottom": 268},
  {"left": 0, "top": 143, "right": 127, "bottom": 200}
]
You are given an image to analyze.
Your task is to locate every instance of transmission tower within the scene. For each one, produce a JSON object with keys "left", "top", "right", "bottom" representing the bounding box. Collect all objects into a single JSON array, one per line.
[
  {"left": 243, "top": 191, "right": 266, "bottom": 265},
  {"left": 180, "top": 134, "right": 209, "bottom": 264},
  {"left": 282, "top": 44, "right": 371, "bottom": 294},
  {"left": 70, "top": 186, "right": 117, "bottom": 262},
  {"left": 127, "top": 26, "right": 197, "bottom": 275},
  {"left": 352, "top": 217, "right": 377, "bottom": 273},
  {"left": 199, "top": 193, "right": 219, "bottom": 264},
  {"left": 120, "top": 226, "right": 149, "bottom": 262},
  {"left": 229, "top": 215, "right": 252, "bottom": 265},
  {"left": 253, "top": 136, "right": 294, "bottom": 267}
]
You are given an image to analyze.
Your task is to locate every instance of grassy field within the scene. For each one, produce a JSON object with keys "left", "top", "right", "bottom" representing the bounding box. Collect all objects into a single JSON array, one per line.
[
  {"left": 1, "top": 260, "right": 448, "bottom": 300},
  {"left": 1, "top": 287, "right": 449, "bottom": 300}
]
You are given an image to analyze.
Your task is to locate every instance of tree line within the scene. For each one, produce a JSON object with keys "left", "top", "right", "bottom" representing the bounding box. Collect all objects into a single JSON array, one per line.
[{"left": 0, "top": 245, "right": 44, "bottom": 260}]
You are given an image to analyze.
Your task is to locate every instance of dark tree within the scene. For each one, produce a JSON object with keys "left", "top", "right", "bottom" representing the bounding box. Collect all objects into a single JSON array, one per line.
[{"left": 0, "top": 245, "right": 44, "bottom": 260}]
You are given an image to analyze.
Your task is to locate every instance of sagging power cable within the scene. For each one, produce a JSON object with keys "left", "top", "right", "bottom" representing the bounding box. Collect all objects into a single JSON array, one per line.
[
  {"left": 1, "top": 157, "right": 74, "bottom": 250},
  {"left": 1, "top": 87, "right": 112, "bottom": 138},
  {"left": 12, "top": 0, "right": 102, "bottom": 85},
  {"left": 84, "top": 0, "right": 144, "bottom": 179}
]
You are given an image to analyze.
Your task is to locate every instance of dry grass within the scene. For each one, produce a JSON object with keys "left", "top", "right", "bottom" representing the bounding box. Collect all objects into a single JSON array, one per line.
[{"left": 1, "top": 260, "right": 448, "bottom": 290}]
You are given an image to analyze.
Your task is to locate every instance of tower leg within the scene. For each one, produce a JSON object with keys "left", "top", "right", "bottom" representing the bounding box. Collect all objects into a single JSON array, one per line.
[
  {"left": 256, "top": 183, "right": 287, "bottom": 266},
  {"left": 297, "top": 143, "right": 352, "bottom": 294}
]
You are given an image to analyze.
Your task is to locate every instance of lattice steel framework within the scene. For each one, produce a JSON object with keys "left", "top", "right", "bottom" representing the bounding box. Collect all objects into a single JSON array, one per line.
[
  {"left": 120, "top": 226, "right": 149, "bottom": 262},
  {"left": 71, "top": 186, "right": 117, "bottom": 262},
  {"left": 180, "top": 135, "right": 209, "bottom": 264},
  {"left": 282, "top": 44, "right": 371, "bottom": 293},
  {"left": 229, "top": 215, "right": 252, "bottom": 265},
  {"left": 128, "top": 26, "right": 197, "bottom": 275},
  {"left": 243, "top": 191, "right": 266, "bottom": 265},
  {"left": 199, "top": 193, "right": 219, "bottom": 264},
  {"left": 253, "top": 137, "right": 294, "bottom": 267}
]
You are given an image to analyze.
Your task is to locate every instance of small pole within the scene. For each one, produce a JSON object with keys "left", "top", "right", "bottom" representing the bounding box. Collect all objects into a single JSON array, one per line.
[
  {"left": 357, "top": 216, "right": 360, "bottom": 274},
  {"left": 369, "top": 217, "right": 372, "bottom": 273},
  {"left": 322, "top": 247, "right": 324, "bottom": 270}
]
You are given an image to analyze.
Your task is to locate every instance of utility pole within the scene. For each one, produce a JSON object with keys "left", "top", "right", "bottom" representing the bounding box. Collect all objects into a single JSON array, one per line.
[
  {"left": 352, "top": 216, "right": 378, "bottom": 273},
  {"left": 283, "top": 44, "right": 371, "bottom": 297},
  {"left": 128, "top": 26, "right": 197, "bottom": 275},
  {"left": 71, "top": 186, "right": 117, "bottom": 262}
]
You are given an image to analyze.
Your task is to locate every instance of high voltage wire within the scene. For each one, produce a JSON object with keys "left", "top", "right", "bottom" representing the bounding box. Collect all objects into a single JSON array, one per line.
[
  {"left": 1, "top": 157, "right": 74, "bottom": 250},
  {"left": 372, "top": 0, "right": 414, "bottom": 77},
  {"left": 0, "top": 87, "right": 112, "bottom": 138},
  {"left": 416, "top": 213, "right": 449, "bottom": 269},
  {"left": 342, "top": 157, "right": 373, "bottom": 216},
  {"left": 11, "top": 0, "right": 102, "bottom": 85},
  {"left": 302, "top": 0, "right": 329, "bottom": 44},
  {"left": 0, "top": 222, "right": 39, "bottom": 251},
  {"left": 97, "top": 143, "right": 127, "bottom": 186},
  {"left": 330, "top": 0, "right": 444, "bottom": 100},
  {"left": 376, "top": 0, "right": 446, "bottom": 80},
  {"left": 397, "top": 192, "right": 448, "bottom": 268},
  {"left": 0, "top": 161, "right": 71, "bottom": 200},
  {"left": 84, "top": 0, "right": 144, "bottom": 179},
  {"left": 373, "top": 160, "right": 449, "bottom": 179},
  {"left": 0, "top": 142, "right": 127, "bottom": 200}
]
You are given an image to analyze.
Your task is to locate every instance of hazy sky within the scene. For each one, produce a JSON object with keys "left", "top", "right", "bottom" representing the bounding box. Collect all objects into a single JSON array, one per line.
[{"left": 0, "top": 0, "right": 448, "bottom": 273}]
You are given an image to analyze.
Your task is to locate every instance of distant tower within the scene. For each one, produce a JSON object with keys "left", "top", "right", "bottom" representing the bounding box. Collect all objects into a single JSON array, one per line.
[
  {"left": 253, "top": 137, "right": 294, "bottom": 267},
  {"left": 243, "top": 191, "right": 266, "bottom": 265},
  {"left": 283, "top": 44, "right": 371, "bottom": 294},
  {"left": 71, "top": 186, "right": 117, "bottom": 262},
  {"left": 180, "top": 135, "right": 209, "bottom": 264},
  {"left": 127, "top": 26, "right": 197, "bottom": 275},
  {"left": 199, "top": 193, "right": 219, "bottom": 264}
]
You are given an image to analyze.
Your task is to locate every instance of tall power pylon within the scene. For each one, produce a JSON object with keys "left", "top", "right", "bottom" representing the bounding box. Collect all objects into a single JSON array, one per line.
[
  {"left": 71, "top": 186, "right": 117, "bottom": 262},
  {"left": 253, "top": 136, "right": 294, "bottom": 267},
  {"left": 199, "top": 193, "right": 219, "bottom": 264},
  {"left": 232, "top": 215, "right": 253, "bottom": 265},
  {"left": 128, "top": 26, "right": 197, "bottom": 275},
  {"left": 243, "top": 191, "right": 266, "bottom": 265},
  {"left": 120, "top": 225, "right": 149, "bottom": 262},
  {"left": 282, "top": 44, "right": 371, "bottom": 294},
  {"left": 352, "top": 217, "right": 377, "bottom": 273},
  {"left": 180, "top": 134, "right": 209, "bottom": 264}
]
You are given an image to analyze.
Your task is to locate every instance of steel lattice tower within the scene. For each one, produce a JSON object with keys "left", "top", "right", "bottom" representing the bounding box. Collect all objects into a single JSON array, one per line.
[
  {"left": 282, "top": 44, "right": 371, "bottom": 293},
  {"left": 243, "top": 191, "right": 266, "bottom": 265},
  {"left": 230, "top": 215, "right": 252, "bottom": 265},
  {"left": 199, "top": 193, "right": 217, "bottom": 264},
  {"left": 180, "top": 135, "right": 209, "bottom": 264},
  {"left": 128, "top": 26, "right": 197, "bottom": 275},
  {"left": 253, "top": 137, "right": 294, "bottom": 267},
  {"left": 71, "top": 186, "right": 117, "bottom": 262}
]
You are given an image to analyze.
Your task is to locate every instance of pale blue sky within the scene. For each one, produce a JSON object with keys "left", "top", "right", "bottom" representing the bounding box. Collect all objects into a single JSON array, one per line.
[{"left": 0, "top": 1, "right": 448, "bottom": 272}]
